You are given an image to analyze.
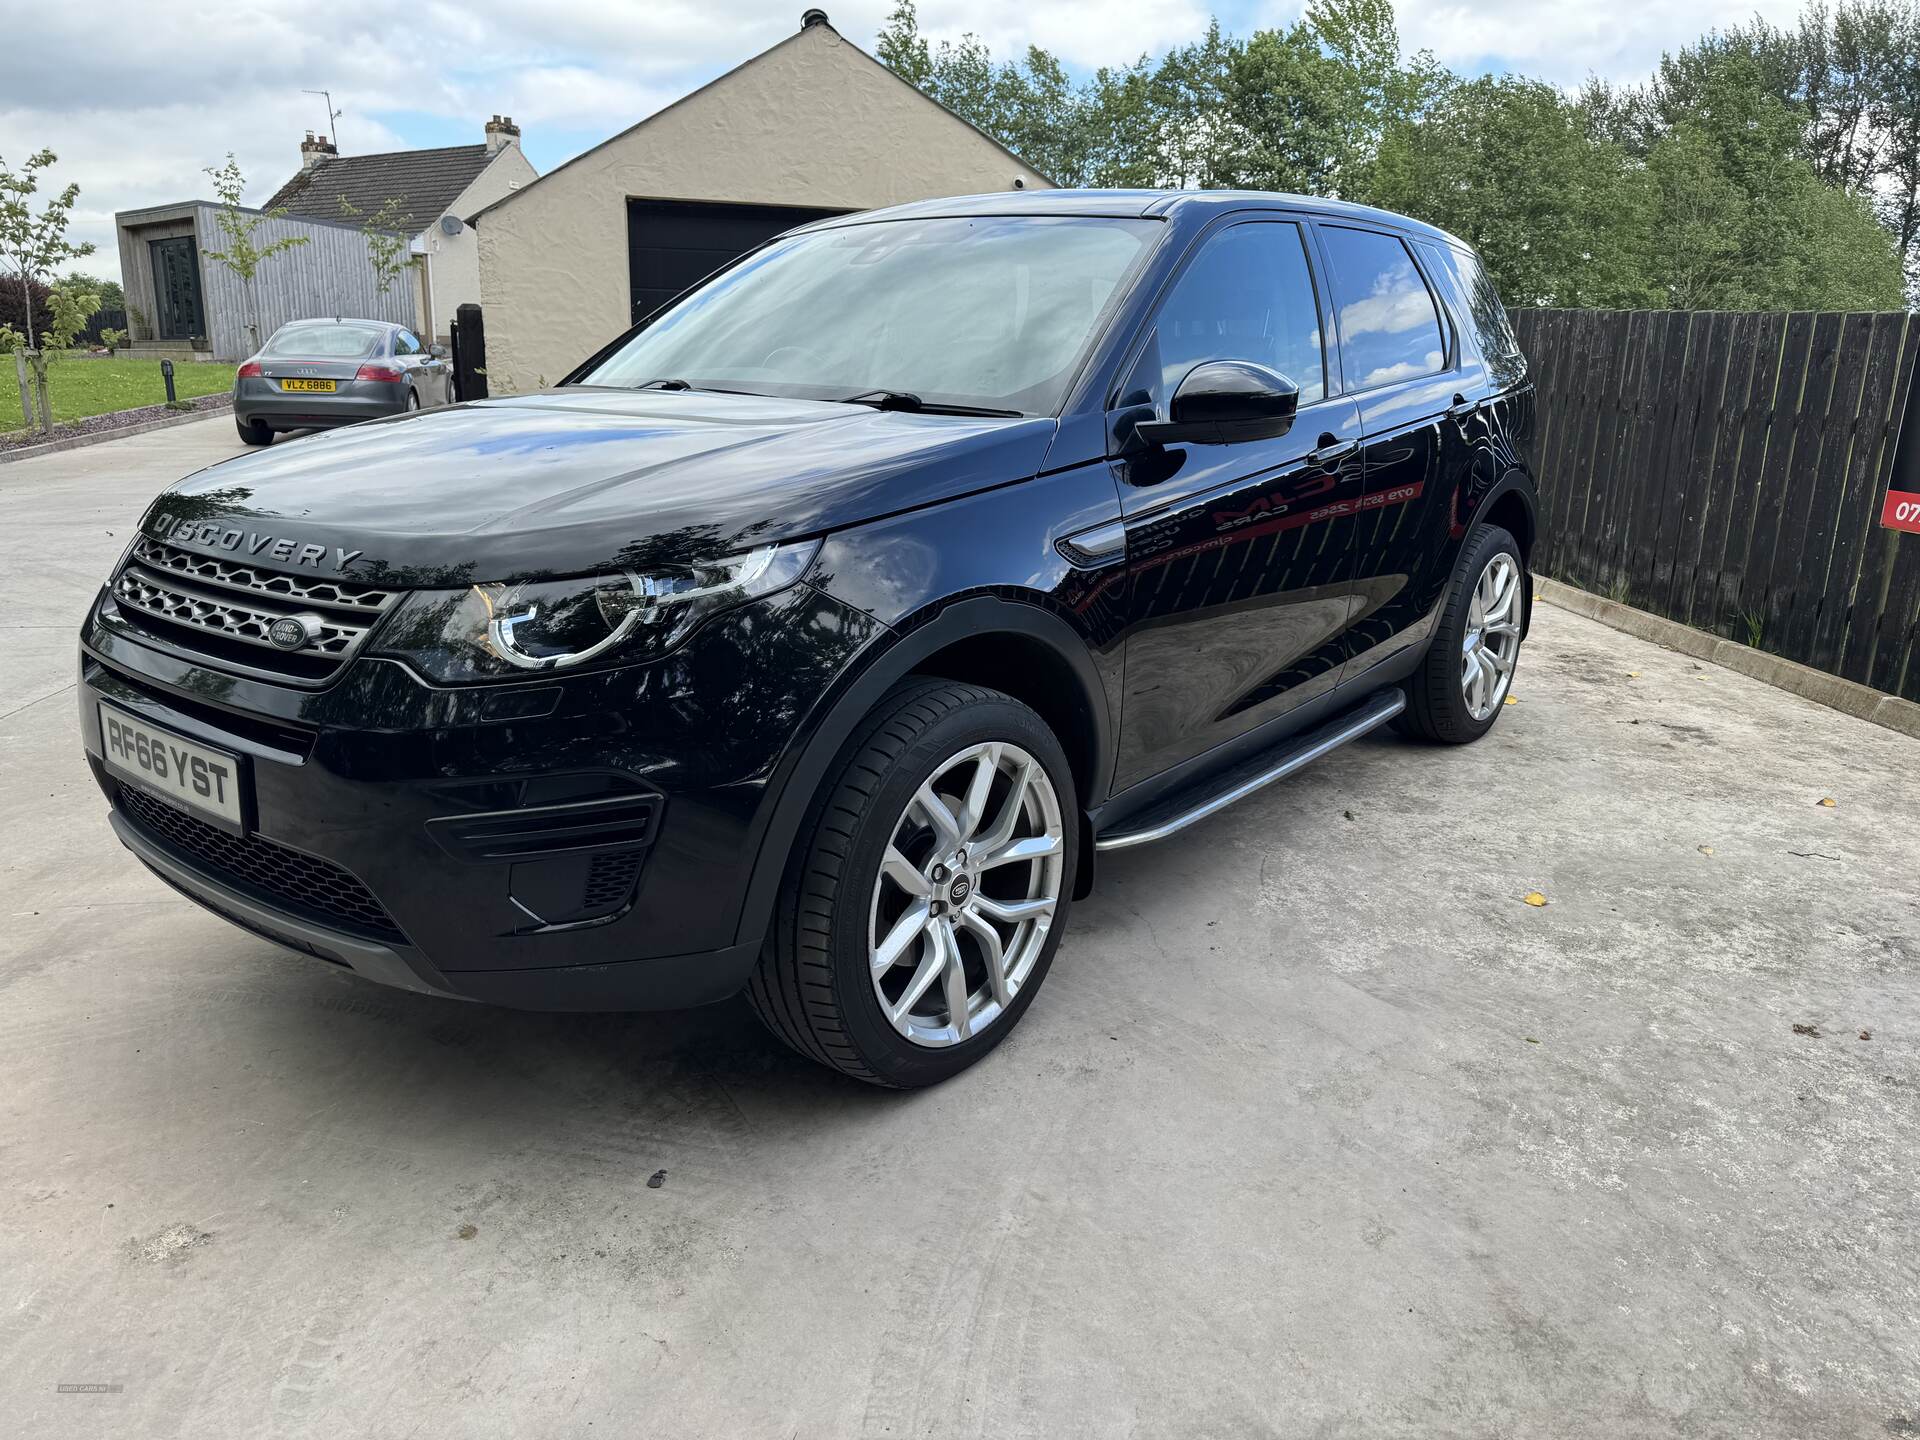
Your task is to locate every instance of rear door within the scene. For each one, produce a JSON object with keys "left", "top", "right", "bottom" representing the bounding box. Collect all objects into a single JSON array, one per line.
[
  {"left": 1313, "top": 223, "right": 1473, "bottom": 679},
  {"left": 1110, "top": 218, "right": 1365, "bottom": 792}
]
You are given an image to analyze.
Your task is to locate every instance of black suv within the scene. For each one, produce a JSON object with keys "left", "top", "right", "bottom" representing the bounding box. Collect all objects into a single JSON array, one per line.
[{"left": 81, "top": 190, "right": 1537, "bottom": 1087}]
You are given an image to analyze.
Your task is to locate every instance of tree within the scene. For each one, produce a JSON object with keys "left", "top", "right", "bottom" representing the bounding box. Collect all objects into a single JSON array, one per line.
[
  {"left": 1635, "top": 55, "right": 1904, "bottom": 308},
  {"left": 0, "top": 149, "right": 95, "bottom": 352},
  {"left": 0, "top": 273, "right": 52, "bottom": 343},
  {"left": 876, "top": 2, "right": 1093, "bottom": 182},
  {"left": 65, "top": 271, "right": 124, "bottom": 313},
  {"left": 44, "top": 280, "right": 100, "bottom": 353},
  {"left": 1646, "top": 1, "right": 1920, "bottom": 302},
  {"left": 1226, "top": 24, "right": 1364, "bottom": 195},
  {"left": 1371, "top": 76, "right": 1651, "bottom": 307},
  {"left": 200, "top": 154, "right": 309, "bottom": 349},
  {"left": 873, "top": 0, "right": 1915, "bottom": 313},
  {"left": 337, "top": 196, "right": 420, "bottom": 297}
]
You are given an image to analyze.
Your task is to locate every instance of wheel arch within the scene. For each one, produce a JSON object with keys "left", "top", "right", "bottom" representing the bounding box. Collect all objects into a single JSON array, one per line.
[
  {"left": 1480, "top": 477, "right": 1536, "bottom": 560},
  {"left": 732, "top": 595, "right": 1113, "bottom": 947},
  {"left": 1476, "top": 470, "right": 1538, "bottom": 635}
]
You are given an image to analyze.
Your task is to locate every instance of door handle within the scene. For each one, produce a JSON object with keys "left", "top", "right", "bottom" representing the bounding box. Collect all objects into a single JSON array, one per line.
[
  {"left": 1309, "top": 435, "right": 1358, "bottom": 468},
  {"left": 1446, "top": 394, "right": 1476, "bottom": 421}
]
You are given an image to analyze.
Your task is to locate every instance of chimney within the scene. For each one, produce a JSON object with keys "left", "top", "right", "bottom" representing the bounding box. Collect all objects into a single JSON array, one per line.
[
  {"left": 801, "top": 8, "right": 829, "bottom": 29},
  {"left": 300, "top": 131, "right": 338, "bottom": 169},
  {"left": 485, "top": 115, "right": 521, "bottom": 154}
]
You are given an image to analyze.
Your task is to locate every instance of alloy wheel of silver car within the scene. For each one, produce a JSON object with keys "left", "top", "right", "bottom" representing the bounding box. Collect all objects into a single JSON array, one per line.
[
  {"left": 1461, "top": 552, "right": 1522, "bottom": 721},
  {"left": 867, "top": 741, "right": 1065, "bottom": 1048}
]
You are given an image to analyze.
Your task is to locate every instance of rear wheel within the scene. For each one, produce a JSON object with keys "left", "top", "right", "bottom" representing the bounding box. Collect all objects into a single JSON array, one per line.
[
  {"left": 236, "top": 416, "right": 272, "bottom": 446},
  {"left": 406, "top": 389, "right": 421, "bottom": 412},
  {"left": 1397, "top": 524, "right": 1525, "bottom": 744},
  {"left": 747, "top": 680, "right": 1078, "bottom": 1087}
]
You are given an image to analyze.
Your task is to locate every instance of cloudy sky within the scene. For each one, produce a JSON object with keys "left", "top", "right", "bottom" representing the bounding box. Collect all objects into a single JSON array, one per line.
[{"left": 7, "top": 0, "right": 1808, "bottom": 287}]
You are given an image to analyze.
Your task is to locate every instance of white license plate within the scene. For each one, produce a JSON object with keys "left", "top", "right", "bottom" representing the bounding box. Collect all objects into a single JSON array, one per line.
[{"left": 99, "top": 703, "right": 245, "bottom": 832}]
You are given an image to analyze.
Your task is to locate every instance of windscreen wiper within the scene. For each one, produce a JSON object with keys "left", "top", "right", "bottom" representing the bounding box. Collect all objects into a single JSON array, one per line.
[
  {"left": 840, "top": 390, "right": 1022, "bottom": 418},
  {"left": 631, "top": 378, "right": 769, "bottom": 398}
]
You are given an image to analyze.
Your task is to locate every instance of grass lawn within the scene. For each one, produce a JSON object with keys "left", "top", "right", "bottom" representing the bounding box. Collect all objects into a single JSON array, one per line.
[{"left": 5, "top": 356, "right": 236, "bottom": 433}]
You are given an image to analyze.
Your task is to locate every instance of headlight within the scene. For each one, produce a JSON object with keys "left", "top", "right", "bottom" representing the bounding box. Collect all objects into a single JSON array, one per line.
[{"left": 374, "top": 541, "right": 819, "bottom": 682}]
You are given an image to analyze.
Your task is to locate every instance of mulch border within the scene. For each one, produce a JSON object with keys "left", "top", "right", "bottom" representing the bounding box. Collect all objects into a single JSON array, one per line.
[{"left": 1, "top": 396, "right": 234, "bottom": 465}]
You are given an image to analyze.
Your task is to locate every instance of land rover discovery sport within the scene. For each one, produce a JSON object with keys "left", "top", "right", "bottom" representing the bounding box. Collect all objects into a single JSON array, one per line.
[{"left": 80, "top": 190, "right": 1538, "bottom": 1087}]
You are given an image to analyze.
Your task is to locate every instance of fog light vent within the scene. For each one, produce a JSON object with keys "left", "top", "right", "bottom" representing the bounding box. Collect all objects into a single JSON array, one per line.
[
  {"left": 508, "top": 846, "right": 646, "bottom": 928},
  {"left": 583, "top": 850, "right": 645, "bottom": 910},
  {"left": 428, "top": 793, "right": 661, "bottom": 862}
]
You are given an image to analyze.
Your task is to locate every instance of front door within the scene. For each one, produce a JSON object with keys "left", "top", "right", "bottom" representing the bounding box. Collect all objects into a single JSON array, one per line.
[
  {"left": 151, "top": 237, "right": 205, "bottom": 341},
  {"left": 1110, "top": 219, "right": 1366, "bottom": 793}
]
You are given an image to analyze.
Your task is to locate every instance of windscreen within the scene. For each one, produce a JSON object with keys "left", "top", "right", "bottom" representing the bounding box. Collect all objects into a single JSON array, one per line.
[
  {"left": 579, "top": 215, "right": 1160, "bottom": 415},
  {"left": 264, "top": 323, "right": 384, "bottom": 359}
]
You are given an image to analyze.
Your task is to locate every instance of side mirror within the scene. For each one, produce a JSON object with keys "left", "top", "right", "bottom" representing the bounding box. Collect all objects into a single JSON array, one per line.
[
  {"left": 1135, "top": 361, "right": 1299, "bottom": 446},
  {"left": 429, "top": 343, "right": 448, "bottom": 359}
]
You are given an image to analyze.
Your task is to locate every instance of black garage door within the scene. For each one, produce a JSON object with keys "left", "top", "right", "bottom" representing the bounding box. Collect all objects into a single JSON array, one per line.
[{"left": 627, "top": 198, "right": 849, "bottom": 324}]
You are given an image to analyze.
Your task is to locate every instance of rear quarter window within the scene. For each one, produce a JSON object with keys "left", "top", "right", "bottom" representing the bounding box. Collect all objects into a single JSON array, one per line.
[{"left": 1422, "top": 243, "right": 1526, "bottom": 390}]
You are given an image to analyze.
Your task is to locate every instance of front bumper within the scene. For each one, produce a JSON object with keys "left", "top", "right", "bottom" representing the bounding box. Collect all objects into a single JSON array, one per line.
[
  {"left": 80, "top": 582, "right": 882, "bottom": 1009},
  {"left": 110, "top": 809, "right": 764, "bottom": 1009}
]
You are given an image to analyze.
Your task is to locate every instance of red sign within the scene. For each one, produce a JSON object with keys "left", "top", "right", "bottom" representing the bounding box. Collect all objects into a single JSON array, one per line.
[{"left": 1883, "top": 488, "right": 1920, "bottom": 534}]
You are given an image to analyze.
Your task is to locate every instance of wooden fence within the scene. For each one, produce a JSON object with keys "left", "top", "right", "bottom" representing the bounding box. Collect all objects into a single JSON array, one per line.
[{"left": 1512, "top": 308, "right": 1920, "bottom": 703}]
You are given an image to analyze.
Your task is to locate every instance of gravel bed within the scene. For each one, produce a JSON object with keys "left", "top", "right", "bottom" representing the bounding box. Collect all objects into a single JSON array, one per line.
[{"left": 0, "top": 392, "right": 233, "bottom": 452}]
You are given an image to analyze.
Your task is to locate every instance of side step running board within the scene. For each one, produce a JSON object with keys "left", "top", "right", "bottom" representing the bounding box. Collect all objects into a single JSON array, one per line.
[{"left": 1094, "top": 689, "right": 1406, "bottom": 851}]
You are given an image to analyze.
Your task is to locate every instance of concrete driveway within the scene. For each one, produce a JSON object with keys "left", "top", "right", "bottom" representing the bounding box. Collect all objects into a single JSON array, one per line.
[{"left": 3, "top": 417, "right": 1916, "bottom": 1439}]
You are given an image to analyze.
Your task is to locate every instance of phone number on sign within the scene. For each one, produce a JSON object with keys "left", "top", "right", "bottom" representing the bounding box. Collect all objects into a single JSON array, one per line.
[{"left": 1882, "top": 489, "right": 1920, "bottom": 534}]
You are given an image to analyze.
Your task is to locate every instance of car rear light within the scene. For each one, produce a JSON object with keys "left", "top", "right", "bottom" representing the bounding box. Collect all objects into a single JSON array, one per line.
[
  {"left": 237, "top": 361, "right": 262, "bottom": 379},
  {"left": 355, "top": 363, "right": 405, "bottom": 384}
]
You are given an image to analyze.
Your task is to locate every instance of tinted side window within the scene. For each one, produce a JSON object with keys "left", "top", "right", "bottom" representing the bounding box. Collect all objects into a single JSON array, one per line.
[
  {"left": 1320, "top": 226, "right": 1446, "bottom": 392},
  {"left": 1446, "top": 245, "right": 1526, "bottom": 389},
  {"left": 395, "top": 330, "right": 422, "bottom": 355},
  {"left": 1122, "top": 222, "right": 1326, "bottom": 411}
]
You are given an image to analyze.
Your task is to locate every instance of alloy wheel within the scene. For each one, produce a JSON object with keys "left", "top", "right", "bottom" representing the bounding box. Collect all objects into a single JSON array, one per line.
[
  {"left": 1461, "top": 552, "right": 1521, "bottom": 721},
  {"left": 867, "top": 741, "right": 1064, "bottom": 1048}
]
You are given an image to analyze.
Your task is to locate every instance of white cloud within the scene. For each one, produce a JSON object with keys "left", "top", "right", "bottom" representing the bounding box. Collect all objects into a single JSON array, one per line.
[
  {"left": 1394, "top": 0, "right": 1811, "bottom": 87},
  {"left": 3, "top": 0, "right": 1203, "bottom": 288},
  {"left": 3, "top": 0, "right": 1826, "bottom": 290},
  {"left": 0, "top": 101, "right": 413, "bottom": 288},
  {"left": 905, "top": 0, "right": 1211, "bottom": 69},
  {"left": 1361, "top": 351, "right": 1443, "bottom": 386}
]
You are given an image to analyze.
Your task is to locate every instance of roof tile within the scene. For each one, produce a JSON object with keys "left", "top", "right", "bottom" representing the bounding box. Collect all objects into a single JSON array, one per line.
[{"left": 263, "top": 145, "right": 495, "bottom": 233}]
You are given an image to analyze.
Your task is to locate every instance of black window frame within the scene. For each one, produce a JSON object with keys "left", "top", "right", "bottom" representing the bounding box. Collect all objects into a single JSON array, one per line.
[
  {"left": 1104, "top": 213, "right": 1333, "bottom": 417},
  {"left": 1409, "top": 241, "right": 1474, "bottom": 370},
  {"left": 1308, "top": 221, "right": 1455, "bottom": 399}
]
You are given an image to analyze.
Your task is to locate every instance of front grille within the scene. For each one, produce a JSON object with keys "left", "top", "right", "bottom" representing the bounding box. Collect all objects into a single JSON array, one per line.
[
  {"left": 119, "top": 785, "right": 403, "bottom": 940},
  {"left": 108, "top": 537, "right": 401, "bottom": 685}
]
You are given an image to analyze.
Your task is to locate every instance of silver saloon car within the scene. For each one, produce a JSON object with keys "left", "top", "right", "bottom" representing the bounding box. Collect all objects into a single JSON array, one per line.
[{"left": 233, "top": 319, "right": 453, "bottom": 446}]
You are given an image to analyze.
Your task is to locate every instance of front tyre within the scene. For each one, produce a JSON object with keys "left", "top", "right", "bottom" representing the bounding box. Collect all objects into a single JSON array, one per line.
[
  {"left": 747, "top": 681, "right": 1078, "bottom": 1087},
  {"left": 1398, "top": 524, "right": 1526, "bottom": 744}
]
